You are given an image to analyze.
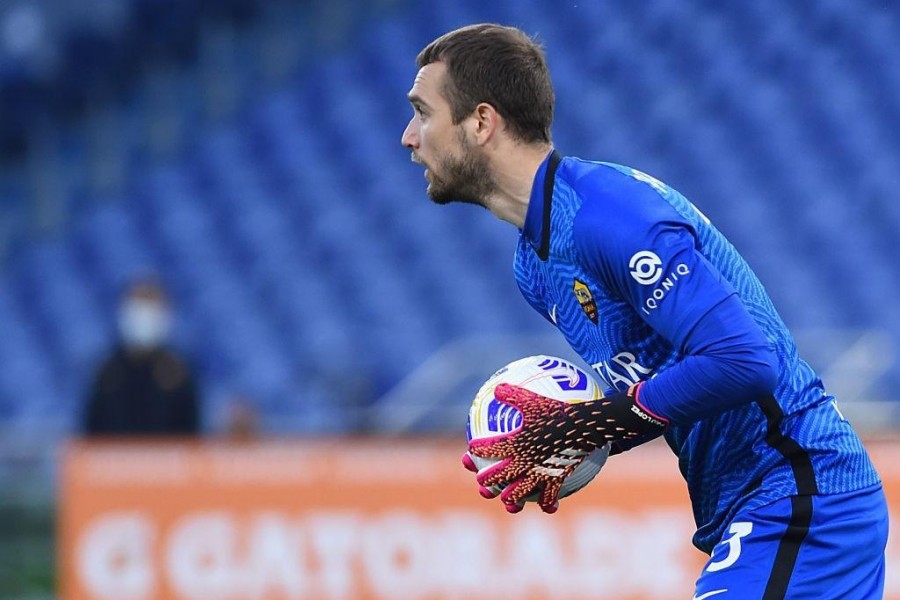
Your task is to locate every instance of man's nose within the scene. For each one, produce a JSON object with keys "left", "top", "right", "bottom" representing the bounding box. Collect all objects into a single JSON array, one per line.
[{"left": 401, "top": 118, "right": 418, "bottom": 149}]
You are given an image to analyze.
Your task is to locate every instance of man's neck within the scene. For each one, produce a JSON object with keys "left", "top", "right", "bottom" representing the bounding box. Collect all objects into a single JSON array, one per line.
[{"left": 483, "top": 143, "right": 553, "bottom": 229}]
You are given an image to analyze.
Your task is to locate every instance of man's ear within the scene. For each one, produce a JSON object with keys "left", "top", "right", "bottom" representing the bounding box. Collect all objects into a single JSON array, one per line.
[{"left": 470, "top": 102, "right": 501, "bottom": 146}]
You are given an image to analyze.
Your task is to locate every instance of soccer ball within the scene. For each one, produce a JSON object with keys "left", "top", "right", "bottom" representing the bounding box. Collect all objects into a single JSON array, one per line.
[{"left": 466, "top": 355, "right": 611, "bottom": 501}]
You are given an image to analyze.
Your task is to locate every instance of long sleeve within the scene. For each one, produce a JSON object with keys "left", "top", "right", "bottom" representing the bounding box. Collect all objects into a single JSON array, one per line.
[{"left": 573, "top": 180, "right": 778, "bottom": 425}]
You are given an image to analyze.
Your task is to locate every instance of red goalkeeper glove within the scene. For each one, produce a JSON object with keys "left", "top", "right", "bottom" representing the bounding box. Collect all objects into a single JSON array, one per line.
[{"left": 466, "top": 381, "right": 667, "bottom": 513}]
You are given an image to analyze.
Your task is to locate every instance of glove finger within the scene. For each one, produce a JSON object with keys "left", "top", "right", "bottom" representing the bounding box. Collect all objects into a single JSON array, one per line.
[
  {"left": 493, "top": 383, "right": 541, "bottom": 410},
  {"left": 538, "top": 479, "right": 563, "bottom": 514},
  {"left": 468, "top": 435, "right": 515, "bottom": 460},
  {"left": 461, "top": 452, "right": 477, "bottom": 473},
  {"left": 499, "top": 472, "right": 540, "bottom": 506},
  {"left": 540, "top": 500, "right": 559, "bottom": 514},
  {"left": 475, "top": 456, "right": 521, "bottom": 488},
  {"left": 504, "top": 501, "right": 524, "bottom": 514},
  {"left": 478, "top": 485, "right": 498, "bottom": 499}
]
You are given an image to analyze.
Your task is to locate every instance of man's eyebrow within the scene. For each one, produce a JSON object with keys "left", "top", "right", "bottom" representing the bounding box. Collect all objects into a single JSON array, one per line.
[{"left": 407, "top": 93, "right": 430, "bottom": 109}]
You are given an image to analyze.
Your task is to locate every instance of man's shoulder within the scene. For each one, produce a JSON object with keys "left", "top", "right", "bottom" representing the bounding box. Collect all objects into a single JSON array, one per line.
[
  {"left": 153, "top": 347, "right": 193, "bottom": 371},
  {"left": 99, "top": 346, "right": 192, "bottom": 372},
  {"left": 556, "top": 156, "right": 625, "bottom": 191},
  {"left": 98, "top": 346, "right": 129, "bottom": 370},
  {"left": 559, "top": 158, "right": 694, "bottom": 233}
]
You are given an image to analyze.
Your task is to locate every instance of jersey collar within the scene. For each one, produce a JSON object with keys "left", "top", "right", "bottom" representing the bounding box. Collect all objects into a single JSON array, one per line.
[{"left": 522, "top": 149, "right": 562, "bottom": 261}]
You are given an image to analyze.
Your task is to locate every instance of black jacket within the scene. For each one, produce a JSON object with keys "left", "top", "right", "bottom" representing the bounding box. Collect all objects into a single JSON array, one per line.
[{"left": 83, "top": 345, "right": 199, "bottom": 436}]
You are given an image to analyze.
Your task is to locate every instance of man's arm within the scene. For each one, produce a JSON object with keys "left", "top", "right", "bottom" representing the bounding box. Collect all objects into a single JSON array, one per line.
[
  {"left": 573, "top": 181, "right": 778, "bottom": 426},
  {"left": 467, "top": 171, "right": 779, "bottom": 511},
  {"left": 639, "top": 290, "right": 778, "bottom": 424}
]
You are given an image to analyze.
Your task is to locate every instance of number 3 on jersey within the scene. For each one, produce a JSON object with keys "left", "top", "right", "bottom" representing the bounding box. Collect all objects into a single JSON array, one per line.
[{"left": 706, "top": 522, "right": 753, "bottom": 572}]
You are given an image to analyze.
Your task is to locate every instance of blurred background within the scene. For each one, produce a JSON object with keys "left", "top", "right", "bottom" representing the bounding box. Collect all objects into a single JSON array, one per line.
[{"left": 0, "top": 0, "right": 898, "bottom": 597}]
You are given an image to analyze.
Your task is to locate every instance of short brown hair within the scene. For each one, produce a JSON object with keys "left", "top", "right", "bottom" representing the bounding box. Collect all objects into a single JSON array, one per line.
[{"left": 417, "top": 24, "right": 555, "bottom": 145}]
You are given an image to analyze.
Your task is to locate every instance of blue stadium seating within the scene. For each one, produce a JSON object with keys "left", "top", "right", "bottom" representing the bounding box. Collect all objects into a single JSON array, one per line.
[{"left": 0, "top": 0, "right": 898, "bottom": 434}]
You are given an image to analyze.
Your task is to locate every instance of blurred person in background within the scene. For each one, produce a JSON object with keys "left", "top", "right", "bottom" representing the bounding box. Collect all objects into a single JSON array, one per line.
[
  {"left": 221, "top": 393, "right": 260, "bottom": 441},
  {"left": 82, "top": 277, "right": 200, "bottom": 436},
  {"left": 403, "top": 24, "right": 887, "bottom": 599}
]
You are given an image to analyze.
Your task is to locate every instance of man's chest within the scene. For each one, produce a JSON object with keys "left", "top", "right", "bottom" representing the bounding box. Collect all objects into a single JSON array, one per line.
[{"left": 515, "top": 248, "right": 675, "bottom": 392}]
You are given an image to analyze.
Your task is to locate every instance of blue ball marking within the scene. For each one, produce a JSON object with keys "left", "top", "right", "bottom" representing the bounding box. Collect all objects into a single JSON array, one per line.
[{"left": 487, "top": 396, "right": 523, "bottom": 434}]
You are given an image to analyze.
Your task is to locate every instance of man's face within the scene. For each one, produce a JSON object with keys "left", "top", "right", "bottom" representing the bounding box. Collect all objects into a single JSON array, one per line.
[
  {"left": 118, "top": 283, "right": 172, "bottom": 350},
  {"left": 401, "top": 62, "right": 494, "bottom": 206}
]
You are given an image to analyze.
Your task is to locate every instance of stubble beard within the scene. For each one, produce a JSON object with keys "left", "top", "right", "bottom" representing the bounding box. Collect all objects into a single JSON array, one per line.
[{"left": 426, "top": 130, "right": 495, "bottom": 208}]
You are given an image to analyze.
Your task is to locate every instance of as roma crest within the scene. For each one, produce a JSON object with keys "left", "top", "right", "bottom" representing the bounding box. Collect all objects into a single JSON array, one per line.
[{"left": 573, "top": 279, "right": 598, "bottom": 324}]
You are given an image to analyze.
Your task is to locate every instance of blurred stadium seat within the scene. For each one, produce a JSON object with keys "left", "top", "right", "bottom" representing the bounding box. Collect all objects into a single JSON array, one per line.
[{"left": 0, "top": 0, "right": 898, "bottom": 438}]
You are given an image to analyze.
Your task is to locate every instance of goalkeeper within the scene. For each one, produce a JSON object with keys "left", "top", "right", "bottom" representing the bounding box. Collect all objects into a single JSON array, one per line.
[{"left": 402, "top": 24, "right": 887, "bottom": 599}]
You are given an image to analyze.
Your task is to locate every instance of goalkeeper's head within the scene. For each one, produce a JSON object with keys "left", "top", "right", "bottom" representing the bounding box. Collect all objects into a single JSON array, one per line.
[
  {"left": 402, "top": 24, "right": 556, "bottom": 213},
  {"left": 416, "top": 24, "right": 555, "bottom": 146}
]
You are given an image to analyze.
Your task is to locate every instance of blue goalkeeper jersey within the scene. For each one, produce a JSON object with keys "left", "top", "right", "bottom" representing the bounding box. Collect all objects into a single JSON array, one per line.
[{"left": 514, "top": 150, "right": 881, "bottom": 554}]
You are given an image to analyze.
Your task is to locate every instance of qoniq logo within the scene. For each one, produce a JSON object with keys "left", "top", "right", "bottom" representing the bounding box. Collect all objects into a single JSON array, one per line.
[
  {"left": 627, "top": 250, "right": 692, "bottom": 315},
  {"left": 629, "top": 251, "right": 663, "bottom": 285}
]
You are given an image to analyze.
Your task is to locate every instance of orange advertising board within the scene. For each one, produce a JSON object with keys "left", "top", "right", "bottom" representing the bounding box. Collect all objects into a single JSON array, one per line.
[{"left": 60, "top": 439, "right": 900, "bottom": 600}]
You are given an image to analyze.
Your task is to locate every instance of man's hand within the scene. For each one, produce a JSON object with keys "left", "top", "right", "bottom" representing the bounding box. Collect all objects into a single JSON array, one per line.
[{"left": 466, "top": 382, "right": 666, "bottom": 513}]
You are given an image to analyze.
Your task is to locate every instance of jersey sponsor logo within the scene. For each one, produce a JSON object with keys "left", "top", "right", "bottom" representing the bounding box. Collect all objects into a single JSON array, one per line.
[
  {"left": 572, "top": 279, "right": 598, "bottom": 324},
  {"left": 591, "top": 352, "right": 653, "bottom": 391},
  {"left": 640, "top": 263, "right": 691, "bottom": 316},
  {"left": 629, "top": 251, "right": 663, "bottom": 285}
]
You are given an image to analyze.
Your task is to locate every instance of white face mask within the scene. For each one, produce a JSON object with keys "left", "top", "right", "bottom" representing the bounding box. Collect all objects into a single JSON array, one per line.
[{"left": 118, "top": 300, "right": 172, "bottom": 349}]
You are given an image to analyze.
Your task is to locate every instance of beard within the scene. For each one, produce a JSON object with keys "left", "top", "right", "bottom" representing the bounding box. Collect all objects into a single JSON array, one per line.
[{"left": 425, "top": 130, "right": 495, "bottom": 207}]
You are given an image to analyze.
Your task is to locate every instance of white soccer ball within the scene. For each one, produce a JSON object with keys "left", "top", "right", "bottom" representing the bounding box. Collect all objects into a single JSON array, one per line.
[{"left": 466, "top": 355, "right": 611, "bottom": 501}]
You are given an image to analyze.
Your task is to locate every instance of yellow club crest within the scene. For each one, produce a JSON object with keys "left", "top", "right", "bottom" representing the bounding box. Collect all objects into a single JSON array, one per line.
[{"left": 573, "top": 279, "right": 598, "bottom": 324}]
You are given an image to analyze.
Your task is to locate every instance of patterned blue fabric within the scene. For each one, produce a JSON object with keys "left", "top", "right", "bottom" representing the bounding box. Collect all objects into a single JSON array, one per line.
[
  {"left": 694, "top": 484, "right": 887, "bottom": 598},
  {"left": 514, "top": 152, "right": 881, "bottom": 553}
]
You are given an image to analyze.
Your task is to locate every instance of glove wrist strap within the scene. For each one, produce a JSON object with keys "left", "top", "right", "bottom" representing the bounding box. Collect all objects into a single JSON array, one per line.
[{"left": 568, "top": 383, "right": 668, "bottom": 447}]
